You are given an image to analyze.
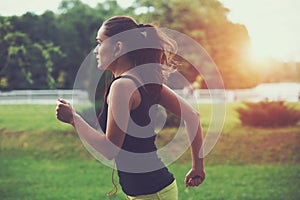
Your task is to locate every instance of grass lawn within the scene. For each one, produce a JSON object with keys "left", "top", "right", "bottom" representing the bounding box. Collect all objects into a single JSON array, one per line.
[
  {"left": 1, "top": 103, "right": 300, "bottom": 199},
  {"left": 1, "top": 155, "right": 299, "bottom": 200},
  {"left": 0, "top": 104, "right": 71, "bottom": 133}
]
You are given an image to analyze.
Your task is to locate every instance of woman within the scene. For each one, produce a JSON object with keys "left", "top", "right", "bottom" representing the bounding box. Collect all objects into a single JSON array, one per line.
[{"left": 56, "top": 16, "right": 205, "bottom": 200}]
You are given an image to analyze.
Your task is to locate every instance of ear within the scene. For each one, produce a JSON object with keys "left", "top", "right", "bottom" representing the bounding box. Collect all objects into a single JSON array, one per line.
[{"left": 114, "top": 41, "right": 123, "bottom": 57}]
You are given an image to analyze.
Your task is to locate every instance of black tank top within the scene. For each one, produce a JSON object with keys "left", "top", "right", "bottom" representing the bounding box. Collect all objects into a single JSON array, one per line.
[{"left": 98, "top": 75, "right": 174, "bottom": 196}]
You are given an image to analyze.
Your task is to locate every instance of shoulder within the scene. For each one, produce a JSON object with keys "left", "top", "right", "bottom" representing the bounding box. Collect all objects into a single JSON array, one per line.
[
  {"left": 108, "top": 76, "right": 143, "bottom": 110},
  {"left": 107, "top": 77, "right": 139, "bottom": 106},
  {"left": 110, "top": 77, "right": 137, "bottom": 93}
]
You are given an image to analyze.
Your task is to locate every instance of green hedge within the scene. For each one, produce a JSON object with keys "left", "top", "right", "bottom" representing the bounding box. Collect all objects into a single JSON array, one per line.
[{"left": 236, "top": 101, "right": 300, "bottom": 127}]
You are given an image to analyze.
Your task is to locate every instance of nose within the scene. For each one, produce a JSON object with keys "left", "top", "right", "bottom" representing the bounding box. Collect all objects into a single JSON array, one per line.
[{"left": 93, "top": 44, "right": 99, "bottom": 55}]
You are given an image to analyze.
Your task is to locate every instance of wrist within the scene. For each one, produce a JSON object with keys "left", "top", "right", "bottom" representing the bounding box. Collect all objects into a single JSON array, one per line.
[
  {"left": 192, "top": 158, "right": 204, "bottom": 170},
  {"left": 192, "top": 165, "right": 204, "bottom": 170},
  {"left": 70, "top": 112, "right": 79, "bottom": 127}
]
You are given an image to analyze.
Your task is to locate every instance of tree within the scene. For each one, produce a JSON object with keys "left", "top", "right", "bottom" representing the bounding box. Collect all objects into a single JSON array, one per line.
[
  {"left": 132, "top": 0, "right": 260, "bottom": 88},
  {"left": 0, "top": 17, "right": 63, "bottom": 89},
  {"left": 0, "top": 0, "right": 133, "bottom": 91},
  {"left": 55, "top": 0, "right": 132, "bottom": 89},
  {"left": 1, "top": 0, "right": 266, "bottom": 90}
]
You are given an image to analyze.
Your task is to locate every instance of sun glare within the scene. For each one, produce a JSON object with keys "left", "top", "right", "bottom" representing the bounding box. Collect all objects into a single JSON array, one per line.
[
  {"left": 249, "top": 28, "right": 295, "bottom": 61},
  {"left": 245, "top": 10, "right": 297, "bottom": 62},
  {"left": 220, "top": 0, "right": 300, "bottom": 62}
]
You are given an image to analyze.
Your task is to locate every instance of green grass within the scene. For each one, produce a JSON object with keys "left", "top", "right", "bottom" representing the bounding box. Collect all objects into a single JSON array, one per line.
[
  {"left": 1, "top": 155, "right": 299, "bottom": 200},
  {"left": 0, "top": 105, "right": 71, "bottom": 132},
  {"left": 1, "top": 103, "right": 300, "bottom": 199}
]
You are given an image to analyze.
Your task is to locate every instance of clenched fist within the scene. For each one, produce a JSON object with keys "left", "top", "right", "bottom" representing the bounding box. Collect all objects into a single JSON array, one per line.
[
  {"left": 56, "top": 99, "right": 75, "bottom": 126},
  {"left": 185, "top": 168, "right": 206, "bottom": 187}
]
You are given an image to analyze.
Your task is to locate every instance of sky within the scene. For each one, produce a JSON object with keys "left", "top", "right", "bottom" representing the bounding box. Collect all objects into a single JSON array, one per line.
[
  {"left": 0, "top": 0, "right": 299, "bottom": 61},
  {"left": 219, "top": 0, "right": 300, "bottom": 61}
]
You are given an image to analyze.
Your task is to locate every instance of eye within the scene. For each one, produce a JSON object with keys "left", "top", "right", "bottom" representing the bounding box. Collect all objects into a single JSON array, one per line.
[
  {"left": 95, "top": 41, "right": 102, "bottom": 47},
  {"left": 96, "top": 39, "right": 104, "bottom": 46}
]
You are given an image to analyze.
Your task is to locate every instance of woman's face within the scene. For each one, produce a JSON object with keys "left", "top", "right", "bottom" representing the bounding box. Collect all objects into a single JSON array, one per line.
[{"left": 93, "top": 25, "right": 114, "bottom": 70}]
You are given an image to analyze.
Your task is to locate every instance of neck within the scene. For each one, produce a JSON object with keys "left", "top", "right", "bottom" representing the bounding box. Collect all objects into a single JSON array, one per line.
[
  {"left": 113, "top": 67, "right": 131, "bottom": 77},
  {"left": 112, "top": 57, "right": 135, "bottom": 77}
]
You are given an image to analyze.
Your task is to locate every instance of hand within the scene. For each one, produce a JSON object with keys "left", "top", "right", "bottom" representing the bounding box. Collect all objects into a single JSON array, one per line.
[
  {"left": 56, "top": 99, "right": 75, "bottom": 126},
  {"left": 185, "top": 168, "right": 206, "bottom": 187}
]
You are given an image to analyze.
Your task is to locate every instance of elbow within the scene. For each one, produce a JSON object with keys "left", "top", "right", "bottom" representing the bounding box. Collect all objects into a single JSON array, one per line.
[
  {"left": 93, "top": 141, "right": 119, "bottom": 161},
  {"left": 193, "top": 110, "right": 200, "bottom": 120},
  {"left": 185, "top": 110, "right": 200, "bottom": 123},
  {"left": 103, "top": 151, "right": 117, "bottom": 160},
  {"left": 99, "top": 136, "right": 118, "bottom": 160},
  {"left": 104, "top": 150, "right": 119, "bottom": 160},
  {"left": 92, "top": 146, "right": 116, "bottom": 160},
  {"left": 103, "top": 148, "right": 119, "bottom": 160},
  {"left": 183, "top": 110, "right": 201, "bottom": 129},
  {"left": 106, "top": 155, "right": 115, "bottom": 161},
  {"left": 104, "top": 142, "right": 120, "bottom": 161},
  {"left": 192, "top": 111, "right": 200, "bottom": 124}
]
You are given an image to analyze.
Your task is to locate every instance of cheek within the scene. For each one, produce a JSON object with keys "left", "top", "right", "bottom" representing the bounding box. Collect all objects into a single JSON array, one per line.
[
  {"left": 98, "top": 46, "right": 105, "bottom": 57},
  {"left": 98, "top": 46, "right": 113, "bottom": 69},
  {"left": 100, "top": 46, "right": 114, "bottom": 65}
]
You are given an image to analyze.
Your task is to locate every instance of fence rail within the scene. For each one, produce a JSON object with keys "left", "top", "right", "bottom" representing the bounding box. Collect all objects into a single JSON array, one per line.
[
  {"left": 0, "top": 90, "right": 89, "bottom": 104},
  {"left": 0, "top": 88, "right": 299, "bottom": 105}
]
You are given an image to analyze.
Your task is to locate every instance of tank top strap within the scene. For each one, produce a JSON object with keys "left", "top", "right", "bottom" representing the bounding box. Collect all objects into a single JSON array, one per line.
[
  {"left": 106, "top": 74, "right": 154, "bottom": 104},
  {"left": 118, "top": 75, "right": 161, "bottom": 103},
  {"left": 108, "top": 75, "right": 142, "bottom": 91},
  {"left": 118, "top": 75, "right": 143, "bottom": 89},
  {"left": 104, "top": 75, "right": 126, "bottom": 98},
  {"left": 119, "top": 75, "right": 152, "bottom": 100}
]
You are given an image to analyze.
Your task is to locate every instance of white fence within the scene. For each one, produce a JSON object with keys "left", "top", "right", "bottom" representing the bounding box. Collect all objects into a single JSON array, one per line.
[
  {"left": 0, "top": 90, "right": 89, "bottom": 104},
  {"left": 175, "top": 89, "right": 300, "bottom": 103},
  {"left": 176, "top": 82, "right": 300, "bottom": 103},
  {"left": 0, "top": 87, "right": 299, "bottom": 105}
]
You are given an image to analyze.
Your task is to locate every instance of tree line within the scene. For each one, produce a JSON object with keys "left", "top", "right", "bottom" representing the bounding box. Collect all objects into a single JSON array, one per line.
[{"left": 0, "top": 0, "right": 298, "bottom": 91}]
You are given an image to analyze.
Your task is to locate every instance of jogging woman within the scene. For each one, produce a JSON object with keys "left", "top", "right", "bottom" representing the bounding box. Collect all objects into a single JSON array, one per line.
[{"left": 56, "top": 16, "right": 205, "bottom": 200}]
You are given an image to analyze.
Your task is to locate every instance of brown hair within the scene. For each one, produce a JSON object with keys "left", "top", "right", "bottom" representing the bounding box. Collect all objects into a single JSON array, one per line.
[{"left": 103, "top": 16, "right": 177, "bottom": 100}]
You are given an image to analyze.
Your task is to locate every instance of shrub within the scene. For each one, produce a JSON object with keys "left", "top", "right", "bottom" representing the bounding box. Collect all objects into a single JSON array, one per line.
[{"left": 236, "top": 101, "right": 300, "bottom": 127}]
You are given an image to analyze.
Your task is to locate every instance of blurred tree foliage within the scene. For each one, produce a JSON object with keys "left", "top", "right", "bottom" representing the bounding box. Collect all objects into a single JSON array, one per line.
[
  {"left": 0, "top": 17, "right": 63, "bottom": 89},
  {"left": 0, "top": 0, "right": 298, "bottom": 91},
  {"left": 133, "top": 0, "right": 261, "bottom": 89}
]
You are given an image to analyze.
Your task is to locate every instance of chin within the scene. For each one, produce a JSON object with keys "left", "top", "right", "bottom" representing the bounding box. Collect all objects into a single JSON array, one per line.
[
  {"left": 97, "top": 63, "right": 105, "bottom": 70},
  {"left": 97, "top": 64, "right": 110, "bottom": 71}
]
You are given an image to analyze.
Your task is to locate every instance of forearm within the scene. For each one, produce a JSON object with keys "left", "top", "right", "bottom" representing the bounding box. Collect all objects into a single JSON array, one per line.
[
  {"left": 185, "top": 113, "right": 204, "bottom": 169},
  {"left": 191, "top": 124, "right": 204, "bottom": 169},
  {"left": 72, "top": 113, "right": 117, "bottom": 160}
]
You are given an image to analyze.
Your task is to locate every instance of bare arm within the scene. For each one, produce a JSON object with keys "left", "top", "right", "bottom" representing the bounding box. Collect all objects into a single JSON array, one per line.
[
  {"left": 56, "top": 79, "right": 135, "bottom": 160},
  {"left": 159, "top": 84, "right": 205, "bottom": 187}
]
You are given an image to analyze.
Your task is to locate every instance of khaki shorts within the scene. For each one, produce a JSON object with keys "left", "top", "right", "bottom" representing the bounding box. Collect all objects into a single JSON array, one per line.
[{"left": 125, "top": 180, "right": 178, "bottom": 200}]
